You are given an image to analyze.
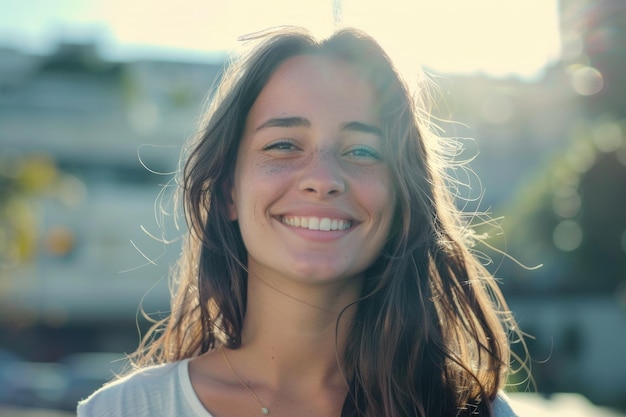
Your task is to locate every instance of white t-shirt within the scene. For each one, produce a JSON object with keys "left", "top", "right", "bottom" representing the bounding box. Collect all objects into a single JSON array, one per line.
[
  {"left": 77, "top": 359, "right": 212, "bottom": 417},
  {"left": 77, "top": 359, "right": 520, "bottom": 417}
]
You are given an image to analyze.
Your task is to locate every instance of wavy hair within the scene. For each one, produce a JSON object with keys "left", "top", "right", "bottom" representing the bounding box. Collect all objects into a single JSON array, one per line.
[{"left": 131, "top": 26, "right": 518, "bottom": 417}]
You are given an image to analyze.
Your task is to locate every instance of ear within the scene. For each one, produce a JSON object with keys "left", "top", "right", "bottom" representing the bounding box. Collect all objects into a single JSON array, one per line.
[{"left": 222, "top": 178, "right": 238, "bottom": 221}]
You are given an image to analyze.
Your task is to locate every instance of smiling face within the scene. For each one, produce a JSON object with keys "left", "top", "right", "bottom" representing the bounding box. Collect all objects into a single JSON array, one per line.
[{"left": 229, "top": 54, "right": 396, "bottom": 285}]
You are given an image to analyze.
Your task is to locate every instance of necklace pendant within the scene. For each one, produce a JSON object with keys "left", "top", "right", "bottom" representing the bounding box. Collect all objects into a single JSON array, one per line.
[{"left": 261, "top": 407, "right": 269, "bottom": 415}]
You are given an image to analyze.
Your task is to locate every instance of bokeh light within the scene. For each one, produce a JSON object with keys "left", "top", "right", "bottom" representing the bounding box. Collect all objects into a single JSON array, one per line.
[
  {"left": 552, "top": 187, "right": 582, "bottom": 219},
  {"left": 553, "top": 219, "right": 584, "bottom": 252},
  {"left": 570, "top": 65, "right": 604, "bottom": 96}
]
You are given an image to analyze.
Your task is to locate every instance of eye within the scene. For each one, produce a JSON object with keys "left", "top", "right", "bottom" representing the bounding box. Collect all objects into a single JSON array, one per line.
[
  {"left": 344, "top": 145, "right": 382, "bottom": 161},
  {"left": 263, "top": 140, "right": 299, "bottom": 152}
]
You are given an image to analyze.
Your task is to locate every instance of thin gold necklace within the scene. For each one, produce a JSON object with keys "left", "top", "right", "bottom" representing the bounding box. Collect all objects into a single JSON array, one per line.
[{"left": 221, "top": 348, "right": 270, "bottom": 415}]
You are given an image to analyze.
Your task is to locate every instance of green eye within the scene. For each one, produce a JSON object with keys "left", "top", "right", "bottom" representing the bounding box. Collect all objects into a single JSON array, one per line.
[{"left": 345, "top": 146, "right": 382, "bottom": 160}]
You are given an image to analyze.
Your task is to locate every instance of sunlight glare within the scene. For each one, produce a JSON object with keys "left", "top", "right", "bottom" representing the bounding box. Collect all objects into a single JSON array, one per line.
[
  {"left": 339, "top": 0, "right": 560, "bottom": 79},
  {"left": 0, "top": 0, "right": 560, "bottom": 78}
]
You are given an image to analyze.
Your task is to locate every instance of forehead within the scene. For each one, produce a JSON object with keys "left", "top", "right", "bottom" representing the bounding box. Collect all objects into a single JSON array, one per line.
[
  {"left": 268, "top": 54, "right": 368, "bottom": 88},
  {"left": 247, "top": 54, "right": 380, "bottom": 125}
]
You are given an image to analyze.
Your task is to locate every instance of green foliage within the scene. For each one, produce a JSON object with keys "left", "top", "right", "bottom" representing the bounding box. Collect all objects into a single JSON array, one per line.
[
  {"left": 498, "top": 116, "right": 626, "bottom": 293},
  {"left": 0, "top": 153, "right": 59, "bottom": 267}
]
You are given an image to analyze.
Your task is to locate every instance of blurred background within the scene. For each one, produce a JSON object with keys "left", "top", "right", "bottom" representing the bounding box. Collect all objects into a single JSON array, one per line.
[{"left": 0, "top": 0, "right": 625, "bottom": 416}]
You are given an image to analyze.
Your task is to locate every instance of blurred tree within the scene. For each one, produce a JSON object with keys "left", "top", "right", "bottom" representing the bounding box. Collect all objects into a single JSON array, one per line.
[
  {"left": 0, "top": 153, "right": 59, "bottom": 268},
  {"left": 498, "top": 117, "right": 626, "bottom": 293}
]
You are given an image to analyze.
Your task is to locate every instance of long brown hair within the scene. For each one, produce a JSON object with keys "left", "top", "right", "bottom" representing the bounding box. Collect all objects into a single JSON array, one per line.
[{"left": 131, "top": 26, "right": 518, "bottom": 417}]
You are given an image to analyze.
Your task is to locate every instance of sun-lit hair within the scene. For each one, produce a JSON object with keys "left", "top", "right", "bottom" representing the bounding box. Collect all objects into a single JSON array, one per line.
[{"left": 130, "top": 26, "right": 520, "bottom": 417}]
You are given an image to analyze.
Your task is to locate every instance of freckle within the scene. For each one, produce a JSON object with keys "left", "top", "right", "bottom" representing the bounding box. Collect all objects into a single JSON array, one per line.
[
  {"left": 256, "top": 159, "right": 285, "bottom": 174},
  {"left": 318, "top": 146, "right": 335, "bottom": 161}
]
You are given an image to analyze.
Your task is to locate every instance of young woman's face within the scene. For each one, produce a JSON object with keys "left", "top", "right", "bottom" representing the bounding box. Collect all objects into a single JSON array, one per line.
[{"left": 229, "top": 54, "right": 395, "bottom": 285}]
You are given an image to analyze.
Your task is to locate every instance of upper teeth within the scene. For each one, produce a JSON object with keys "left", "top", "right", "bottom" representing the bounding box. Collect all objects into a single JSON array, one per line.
[{"left": 282, "top": 216, "right": 351, "bottom": 231}]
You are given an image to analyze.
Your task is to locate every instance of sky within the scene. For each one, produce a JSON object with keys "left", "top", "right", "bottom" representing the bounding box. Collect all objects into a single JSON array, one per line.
[{"left": 0, "top": 0, "right": 562, "bottom": 79}]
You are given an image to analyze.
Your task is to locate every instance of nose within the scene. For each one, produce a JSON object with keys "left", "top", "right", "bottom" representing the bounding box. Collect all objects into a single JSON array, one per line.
[{"left": 298, "top": 148, "right": 345, "bottom": 197}]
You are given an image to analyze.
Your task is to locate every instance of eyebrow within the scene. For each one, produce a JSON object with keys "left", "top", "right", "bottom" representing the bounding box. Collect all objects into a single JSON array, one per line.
[
  {"left": 255, "top": 117, "right": 383, "bottom": 137},
  {"left": 254, "top": 117, "right": 310, "bottom": 131},
  {"left": 341, "top": 121, "right": 383, "bottom": 137}
]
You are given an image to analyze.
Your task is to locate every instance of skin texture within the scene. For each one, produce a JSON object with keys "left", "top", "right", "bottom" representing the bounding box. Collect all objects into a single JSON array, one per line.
[
  {"left": 188, "top": 54, "right": 396, "bottom": 417},
  {"left": 230, "top": 54, "right": 395, "bottom": 288}
]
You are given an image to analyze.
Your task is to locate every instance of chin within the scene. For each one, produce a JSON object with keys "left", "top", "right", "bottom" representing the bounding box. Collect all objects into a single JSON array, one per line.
[{"left": 286, "top": 264, "right": 363, "bottom": 284}]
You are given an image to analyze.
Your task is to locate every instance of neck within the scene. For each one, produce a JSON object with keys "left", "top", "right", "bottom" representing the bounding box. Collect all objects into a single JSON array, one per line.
[{"left": 237, "top": 271, "right": 361, "bottom": 392}]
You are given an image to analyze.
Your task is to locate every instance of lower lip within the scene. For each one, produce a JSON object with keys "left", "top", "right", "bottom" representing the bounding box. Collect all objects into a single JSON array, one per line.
[{"left": 277, "top": 219, "right": 354, "bottom": 242}]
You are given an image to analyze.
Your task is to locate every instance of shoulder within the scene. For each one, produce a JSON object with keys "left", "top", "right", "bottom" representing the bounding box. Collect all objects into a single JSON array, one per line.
[
  {"left": 76, "top": 359, "right": 187, "bottom": 417},
  {"left": 491, "top": 391, "right": 520, "bottom": 417}
]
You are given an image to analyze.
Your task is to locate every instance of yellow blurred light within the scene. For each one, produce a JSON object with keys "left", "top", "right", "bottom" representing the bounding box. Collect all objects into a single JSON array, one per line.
[
  {"left": 4, "top": 197, "right": 38, "bottom": 263},
  {"left": 592, "top": 122, "right": 623, "bottom": 153},
  {"left": 19, "top": 155, "right": 59, "bottom": 193},
  {"left": 553, "top": 220, "right": 583, "bottom": 252},
  {"left": 552, "top": 188, "right": 581, "bottom": 219},
  {"left": 552, "top": 165, "right": 580, "bottom": 190},
  {"left": 566, "top": 141, "right": 596, "bottom": 174}
]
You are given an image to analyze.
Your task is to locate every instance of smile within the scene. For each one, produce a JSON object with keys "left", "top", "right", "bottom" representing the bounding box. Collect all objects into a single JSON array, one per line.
[{"left": 281, "top": 216, "right": 352, "bottom": 231}]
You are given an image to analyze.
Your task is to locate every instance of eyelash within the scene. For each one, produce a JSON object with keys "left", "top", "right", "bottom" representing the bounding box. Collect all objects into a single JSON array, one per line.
[
  {"left": 262, "top": 141, "right": 382, "bottom": 161},
  {"left": 345, "top": 145, "right": 382, "bottom": 160},
  {"left": 262, "top": 140, "right": 298, "bottom": 151}
]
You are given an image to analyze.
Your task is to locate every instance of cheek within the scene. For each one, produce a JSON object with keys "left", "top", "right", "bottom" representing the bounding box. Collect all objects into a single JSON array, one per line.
[
  {"left": 233, "top": 159, "right": 294, "bottom": 216},
  {"left": 348, "top": 166, "right": 395, "bottom": 211}
]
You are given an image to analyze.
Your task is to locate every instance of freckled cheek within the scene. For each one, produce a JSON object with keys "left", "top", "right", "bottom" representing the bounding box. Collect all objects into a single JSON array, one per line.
[
  {"left": 252, "top": 161, "right": 299, "bottom": 190},
  {"left": 237, "top": 160, "right": 296, "bottom": 221}
]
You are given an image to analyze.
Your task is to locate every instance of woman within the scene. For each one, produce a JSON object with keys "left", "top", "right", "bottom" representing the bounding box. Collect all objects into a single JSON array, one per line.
[{"left": 78, "top": 26, "right": 521, "bottom": 417}]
